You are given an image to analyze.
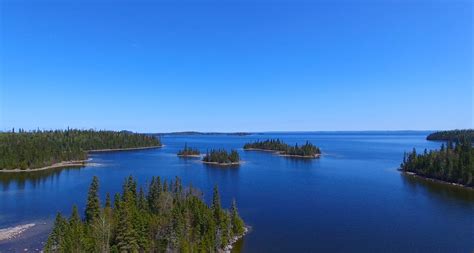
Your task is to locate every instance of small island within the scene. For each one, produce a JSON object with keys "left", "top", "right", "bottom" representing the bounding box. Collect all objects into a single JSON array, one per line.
[
  {"left": 400, "top": 137, "right": 473, "bottom": 188},
  {"left": 177, "top": 143, "right": 201, "bottom": 157},
  {"left": 0, "top": 129, "right": 161, "bottom": 171},
  {"left": 45, "top": 175, "right": 248, "bottom": 252},
  {"left": 427, "top": 129, "right": 474, "bottom": 142},
  {"left": 243, "top": 139, "right": 321, "bottom": 158},
  {"left": 202, "top": 149, "right": 240, "bottom": 166}
]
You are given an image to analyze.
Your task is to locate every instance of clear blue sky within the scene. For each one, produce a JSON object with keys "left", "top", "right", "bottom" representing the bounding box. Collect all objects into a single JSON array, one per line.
[{"left": 0, "top": 0, "right": 472, "bottom": 132}]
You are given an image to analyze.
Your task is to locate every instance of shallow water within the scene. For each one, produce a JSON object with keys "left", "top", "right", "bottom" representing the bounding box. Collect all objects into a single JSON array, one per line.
[{"left": 1, "top": 132, "right": 473, "bottom": 252}]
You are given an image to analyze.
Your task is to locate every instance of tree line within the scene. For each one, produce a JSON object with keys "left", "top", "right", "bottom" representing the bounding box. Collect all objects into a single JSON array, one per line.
[
  {"left": 177, "top": 143, "right": 200, "bottom": 156},
  {"left": 45, "top": 175, "right": 246, "bottom": 252},
  {"left": 243, "top": 139, "right": 321, "bottom": 157},
  {"left": 401, "top": 137, "right": 473, "bottom": 187},
  {"left": 202, "top": 149, "right": 240, "bottom": 164},
  {"left": 0, "top": 129, "right": 161, "bottom": 170},
  {"left": 426, "top": 129, "right": 474, "bottom": 141}
]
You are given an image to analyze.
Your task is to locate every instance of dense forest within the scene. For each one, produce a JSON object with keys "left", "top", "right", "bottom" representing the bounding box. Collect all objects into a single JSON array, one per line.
[
  {"left": 45, "top": 175, "right": 246, "bottom": 252},
  {"left": 202, "top": 149, "right": 240, "bottom": 165},
  {"left": 401, "top": 137, "right": 473, "bottom": 187},
  {"left": 177, "top": 143, "right": 200, "bottom": 157},
  {"left": 426, "top": 129, "right": 474, "bottom": 141},
  {"left": 0, "top": 129, "right": 161, "bottom": 170},
  {"left": 243, "top": 139, "right": 321, "bottom": 158}
]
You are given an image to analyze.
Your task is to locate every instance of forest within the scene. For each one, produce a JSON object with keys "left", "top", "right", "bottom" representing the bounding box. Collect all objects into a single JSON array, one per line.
[
  {"left": 426, "top": 129, "right": 474, "bottom": 141},
  {"left": 202, "top": 149, "right": 240, "bottom": 165},
  {"left": 0, "top": 129, "right": 161, "bottom": 170},
  {"left": 401, "top": 137, "right": 473, "bottom": 187},
  {"left": 45, "top": 175, "right": 246, "bottom": 252},
  {"left": 243, "top": 139, "right": 321, "bottom": 157},
  {"left": 177, "top": 143, "right": 200, "bottom": 157}
]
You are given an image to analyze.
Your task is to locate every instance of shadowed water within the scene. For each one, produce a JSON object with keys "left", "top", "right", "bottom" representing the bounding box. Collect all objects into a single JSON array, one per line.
[{"left": 0, "top": 132, "right": 473, "bottom": 252}]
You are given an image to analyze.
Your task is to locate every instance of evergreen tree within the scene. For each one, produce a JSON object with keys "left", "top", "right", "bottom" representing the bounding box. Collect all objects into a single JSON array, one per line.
[{"left": 85, "top": 176, "right": 100, "bottom": 223}]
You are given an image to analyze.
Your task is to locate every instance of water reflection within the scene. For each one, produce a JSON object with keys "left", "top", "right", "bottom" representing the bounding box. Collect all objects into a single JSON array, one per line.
[
  {"left": 401, "top": 173, "right": 474, "bottom": 202},
  {"left": 0, "top": 166, "right": 84, "bottom": 191}
]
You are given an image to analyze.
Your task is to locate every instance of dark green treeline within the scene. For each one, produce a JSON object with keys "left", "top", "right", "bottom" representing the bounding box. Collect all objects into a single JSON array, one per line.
[
  {"left": 401, "top": 137, "right": 473, "bottom": 187},
  {"left": 0, "top": 129, "right": 161, "bottom": 170},
  {"left": 202, "top": 149, "right": 240, "bottom": 164},
  {"left": 177, "top": 143, "right": 200, "bottom": 156},
  {"left": 45, "top": 175, "right": 246, "bottom": 252},
  {"left": 243, "top": 139, "right": 321, "bottom": 157},
  {"left": 426, "top": 129, "right": 474, "bottom": 141}
]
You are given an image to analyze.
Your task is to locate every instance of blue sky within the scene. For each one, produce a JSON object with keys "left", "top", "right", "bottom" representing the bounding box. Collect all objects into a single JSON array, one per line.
[{"left": 0, "top": 0, "right": 472, "bottom": 132}]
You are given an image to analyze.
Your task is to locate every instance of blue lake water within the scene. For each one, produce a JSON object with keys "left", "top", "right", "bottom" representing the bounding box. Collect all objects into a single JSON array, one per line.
[{"left": 1, "top": 132, "right": 473, "bottom": 252}]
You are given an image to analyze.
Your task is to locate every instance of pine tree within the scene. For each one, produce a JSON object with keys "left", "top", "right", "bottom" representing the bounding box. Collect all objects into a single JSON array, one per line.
[
  {"left": 85, "top": 176, "right": 100, "bottom": 223},
  {"left": 66, "top": 205, "right": 84, "bottom": 252},
  {"left": 230, "top": 199, "right": 245, "bottom": 235},
  {"left": 45, "top": 213, "right": 69, "bottom": 252}
]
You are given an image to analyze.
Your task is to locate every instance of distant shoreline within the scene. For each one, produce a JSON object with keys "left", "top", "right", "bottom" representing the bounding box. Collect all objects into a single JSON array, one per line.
[
  {"left": 0, "top": 145, "right": 162, "bottom": 173},
  {"left": 244, "top": 148, "right": 320, "bottom": 159},
  {"left": 202, "top": 161, "right": 241, "bottom": 166},
  {"left": 88, "top": 145, "right": 162, "bottom": 153},
  {"left": 400, "top": 170, "right": 473, "bottom": 190},
  {"left": 177, "top": 154, "right": 201, "bottom": 158}
]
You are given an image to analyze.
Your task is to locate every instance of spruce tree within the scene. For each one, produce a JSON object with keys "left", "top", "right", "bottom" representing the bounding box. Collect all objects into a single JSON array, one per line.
[{"left": 85, "top": 176, "right": 100, "bottom": 223}]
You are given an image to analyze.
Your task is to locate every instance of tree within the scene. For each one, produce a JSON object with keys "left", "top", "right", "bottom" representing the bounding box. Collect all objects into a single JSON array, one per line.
[
  {"left": 230, "top": 199, "right": 245, "bottom": 235},
  {"left": 85, "top": 176, "right": 100, "bottom": 223}
]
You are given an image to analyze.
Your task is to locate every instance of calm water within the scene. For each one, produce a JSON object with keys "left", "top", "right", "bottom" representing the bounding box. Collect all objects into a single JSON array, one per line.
[{"left": 1, "top": 132, "right": 473, "bottom": 252}]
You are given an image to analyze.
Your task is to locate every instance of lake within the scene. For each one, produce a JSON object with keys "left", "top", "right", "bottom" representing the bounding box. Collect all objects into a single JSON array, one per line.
[{"left": 1, "top": 132, "right": 473, "bottom": 252}]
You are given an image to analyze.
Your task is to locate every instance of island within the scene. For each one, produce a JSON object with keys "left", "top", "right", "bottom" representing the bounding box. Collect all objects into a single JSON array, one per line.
[
  {"left": 177, "top": 143, "right": 201, "bottom": 157},
  {"left": 427, "top": 129, "right": 474, "bottom": 141},
  {"left": 202, "top": 149, "right": 240, "bottom": 165},
  {"left": 243, "top": 139, "right": 321, "bottom": 158},
  {"left": 400, "top": 137, "right": 473, "bottom": 188},
  {"left": 44, "top": 175, "right": 247, "bottom": 252},
  {"left": 0, "top": 129, "right": 161, "bottom": 171}
]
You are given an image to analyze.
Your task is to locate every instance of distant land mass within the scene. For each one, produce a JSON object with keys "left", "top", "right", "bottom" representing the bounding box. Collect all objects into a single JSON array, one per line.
[
  {"left": 427, "top": 129, "right": 474, "bottom": 141},
  {"left": 156, "top": 131, "right": 252, "bottom": 136}
]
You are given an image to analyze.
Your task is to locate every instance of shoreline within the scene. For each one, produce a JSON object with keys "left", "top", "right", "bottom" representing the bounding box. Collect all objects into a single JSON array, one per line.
[
  {"left": 244, "top": 148, "right": 321, "bottom": 159},
  {"left": 202, "top": 161, "right": 241, "bottom": 166},
  {"left": 88, "top": 145, "right": 162, "bottom": 153},
  {"left": 223, "top": 226, "right": 249, "bottom": 253},
  {"left": 399, "top": 170, "right": 473, "bottom": 190},
  {"left": 177, "top": 154, "right": 201, "bottom": 158},
  {"left": 0, "top": 145, "right": 162, "bottom": 173},
  {"left": 0, "top": 160, "right": 87, "bottom": 173},
  {"left": 0, "top": 223, "right": 36, "bottom": 242}
]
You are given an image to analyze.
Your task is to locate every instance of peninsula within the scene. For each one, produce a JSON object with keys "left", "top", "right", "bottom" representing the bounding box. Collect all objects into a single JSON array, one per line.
[
  {"left": 426, "top": 129, "right": 474, "bottom": 141},
  {"left": 400, "top": 137, "right": 473, "bottom": 188},
  {"left": 45, "top": 176, "right": 247, "bottom": 252},
  {"left": 0, "top": 129, "right": 161, "bottom": 171}
]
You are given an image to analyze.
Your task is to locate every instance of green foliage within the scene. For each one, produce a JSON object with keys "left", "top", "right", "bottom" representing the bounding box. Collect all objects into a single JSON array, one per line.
[
  {"left": 46, "top": 176, "right": 246, "bottom": 252},
  {"left": 401, "top": 137, "right": 473, "bottom": 187},
  {"left": 85, "top": 176, "right": 100, "bottom": 223},
  {"left": 202, "top": 149, "right": 240, "bottom": 164},
  {"left": 244, "top": 139, "right": 321, "bottom": 157},
  {"left": 177, "top": 143, "right": 200, "bottom": 156},
  {"left": 427, "top": 129, "right": 474, "bottom": 141},
  {"left": 0, "top": 129, "right": 161, "bottom": 170}
]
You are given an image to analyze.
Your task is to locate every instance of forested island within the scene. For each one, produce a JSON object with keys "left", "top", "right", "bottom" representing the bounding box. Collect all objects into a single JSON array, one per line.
[
  {"left": 177, "top": 143, "right": 200, "bottom": 157},
  {"left": 427, "top": 129, "right": 474, "bottom": 141},
  {"left": 45, "top": 176, "right": 247, "bottom": 252},
  {"left": 243, "top": 139, "right": 321, "bottom": 158},
  {"left": 401, "top": 137, "right": 473, "bottom": 187},
  {"left": 202, "top": 149, "right": 240, "bottom": 165},
  {"left": 0, "top": 129, "right": 161, "bottom": 171}
]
